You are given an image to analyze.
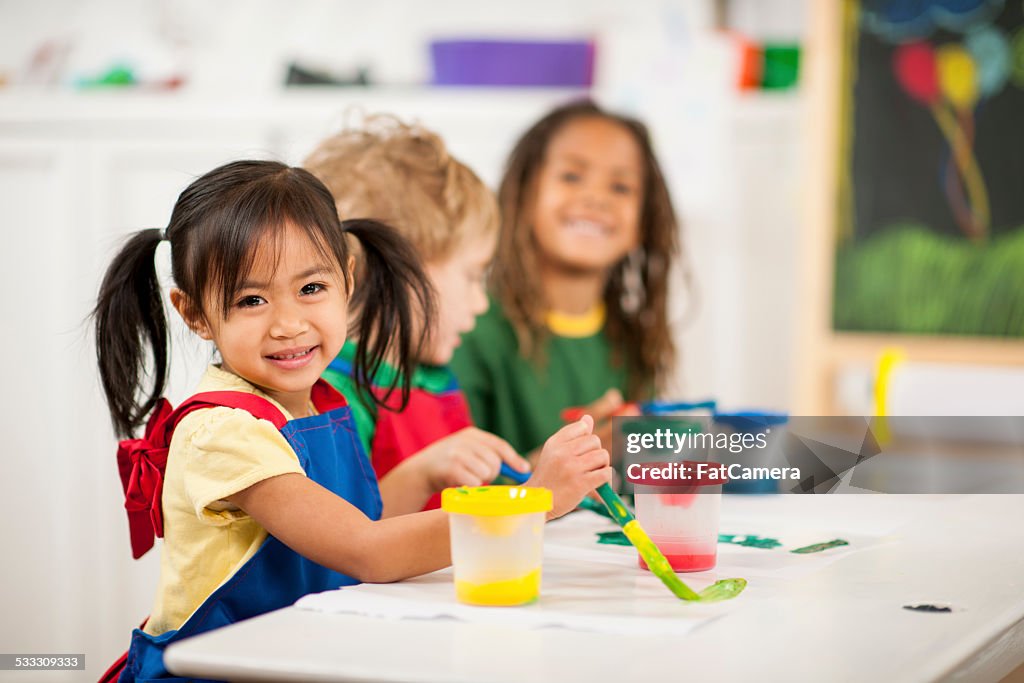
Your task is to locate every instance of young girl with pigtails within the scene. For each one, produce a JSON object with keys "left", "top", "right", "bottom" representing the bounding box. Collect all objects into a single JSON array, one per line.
[{"left": 94, "top": 160, "right": 611, "bottom": 681}]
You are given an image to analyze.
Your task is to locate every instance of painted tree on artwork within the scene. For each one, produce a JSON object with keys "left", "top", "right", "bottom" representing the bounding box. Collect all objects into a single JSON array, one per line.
[{"left": 834, "top": 0, "right": 1024, "bottom": 336}]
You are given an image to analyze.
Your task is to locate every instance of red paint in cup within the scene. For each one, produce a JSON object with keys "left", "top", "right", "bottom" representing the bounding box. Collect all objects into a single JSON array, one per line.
[{"left": 630, "top": 461, "right": 726, "bottom": 573}]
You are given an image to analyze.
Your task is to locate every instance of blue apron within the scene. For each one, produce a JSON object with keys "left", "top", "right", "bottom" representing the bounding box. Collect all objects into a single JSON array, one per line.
[{"left": 120, "top": 393, "right": 381, "bottom": 682}]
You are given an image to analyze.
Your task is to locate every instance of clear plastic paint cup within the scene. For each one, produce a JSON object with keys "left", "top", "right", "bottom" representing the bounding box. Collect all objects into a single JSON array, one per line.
[
  {"left": 441, "top": 486, "right": 552, "bottom": 606},
  {"left": 632, "top": 461, "right": 727, "bottom": 572}
]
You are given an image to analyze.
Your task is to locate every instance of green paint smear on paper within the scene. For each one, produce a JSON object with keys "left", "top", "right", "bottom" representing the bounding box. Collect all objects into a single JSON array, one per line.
[
  {"left": 579, "top": 497, "right": 613, "bottom": 519},
  {"left": 597, "top": 531, "right": 632, "bottom": 546},
  {"left": 790, "top": 539, "right": 849, "bottom": 554},
  {"left": 597, "top": 531, "right": 782, "bottom": 549},
  {"left": 719, "top": 534, "right": 782, "bottom": 549}
]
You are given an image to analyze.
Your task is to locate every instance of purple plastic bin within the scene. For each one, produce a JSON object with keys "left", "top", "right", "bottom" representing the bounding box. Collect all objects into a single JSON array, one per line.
[{"left": 430, "top": 39, "right": 595, "bottom": 87}]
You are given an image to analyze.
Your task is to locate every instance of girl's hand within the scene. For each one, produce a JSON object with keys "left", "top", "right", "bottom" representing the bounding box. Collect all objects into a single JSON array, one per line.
[
  {"left": 416, "top": 427, "right": 530, "bottom": 490},
  {"left": 527, "top": 415, "right": 612, "bottom": 519}
]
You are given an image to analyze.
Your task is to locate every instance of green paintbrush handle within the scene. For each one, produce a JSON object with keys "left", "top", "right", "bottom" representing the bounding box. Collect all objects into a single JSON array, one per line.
[
  {"left": 593, "top": 484, "right": 700, "bottom": 601},
  {"left": 594, "top": 483, "right": 634, "bottom": 525}
]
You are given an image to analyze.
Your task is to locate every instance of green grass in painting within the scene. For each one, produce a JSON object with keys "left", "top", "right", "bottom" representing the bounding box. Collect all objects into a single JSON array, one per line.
[{"left": 834, "top": 226, "right": 1024, "bottom": 336}]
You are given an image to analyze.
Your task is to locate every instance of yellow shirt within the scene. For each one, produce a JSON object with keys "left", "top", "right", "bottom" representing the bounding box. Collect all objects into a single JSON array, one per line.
[{"left": 144, "top": 365, "right": 306, "bottom": 636}]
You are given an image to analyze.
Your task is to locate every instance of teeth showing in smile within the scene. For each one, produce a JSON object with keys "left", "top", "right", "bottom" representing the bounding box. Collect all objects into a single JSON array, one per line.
[
  {"left": 269, "top": 348, "right": 313, "bottom": 360},
  {"left": 565, "top": 219, "right": 609, "bottom": 237}
]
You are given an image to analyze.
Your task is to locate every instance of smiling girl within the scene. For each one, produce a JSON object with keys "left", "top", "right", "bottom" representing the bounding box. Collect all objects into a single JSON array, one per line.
[
  {"left": 94, "top": 160, "right": 611, "bottom": 681},
  {"left": 451, "top": 100, "right": 684, "bottom": 457}
]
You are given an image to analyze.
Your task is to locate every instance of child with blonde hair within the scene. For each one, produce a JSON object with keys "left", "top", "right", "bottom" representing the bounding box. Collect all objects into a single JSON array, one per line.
[{"left": 305, "top": 115, "right": 535, "bottom": 513}]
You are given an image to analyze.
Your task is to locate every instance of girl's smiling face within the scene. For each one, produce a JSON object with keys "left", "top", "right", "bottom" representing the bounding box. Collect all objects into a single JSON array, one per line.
[
  {"left": 530, "top": 116, "right": 644, "bottom": 274},
  {"left": 176, "top": 222, "right": 350, "bottom": 416}
]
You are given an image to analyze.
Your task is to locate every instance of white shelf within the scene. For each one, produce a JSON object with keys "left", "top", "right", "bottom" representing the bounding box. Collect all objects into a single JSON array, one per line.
[{"left": 0, "top": 87, "right": 588, "bottom": 125}]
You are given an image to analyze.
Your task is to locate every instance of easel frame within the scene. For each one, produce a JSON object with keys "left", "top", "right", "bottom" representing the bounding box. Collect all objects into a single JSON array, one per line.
[{"left": 794, "top": 0, "right": 1024, "bottom": 415}]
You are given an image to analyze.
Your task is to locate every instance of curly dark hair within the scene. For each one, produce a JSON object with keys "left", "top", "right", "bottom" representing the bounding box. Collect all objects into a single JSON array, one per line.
[{"left": 491, "top": 100, "right": 685, "bottom": 399}]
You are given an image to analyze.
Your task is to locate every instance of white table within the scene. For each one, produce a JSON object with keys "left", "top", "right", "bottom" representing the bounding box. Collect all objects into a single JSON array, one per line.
[{"left": 165, "top": 495, "right": 1024, "bottom": 682}]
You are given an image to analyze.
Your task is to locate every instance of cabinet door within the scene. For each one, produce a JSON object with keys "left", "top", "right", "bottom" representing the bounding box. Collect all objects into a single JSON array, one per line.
[{"left": 0, "top": 133, "right": 275, "bottom": 673}]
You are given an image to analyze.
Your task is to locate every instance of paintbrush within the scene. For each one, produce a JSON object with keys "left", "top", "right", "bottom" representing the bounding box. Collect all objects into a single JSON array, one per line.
[
  {"left": 502, "top": 463, "right": 745, "bottom": 601},
  {"left": 499, "top": 462, "right": 531, "bottom": 484},
  {"left": 594, "top": 482, "right": 746, "bottom": 602}
]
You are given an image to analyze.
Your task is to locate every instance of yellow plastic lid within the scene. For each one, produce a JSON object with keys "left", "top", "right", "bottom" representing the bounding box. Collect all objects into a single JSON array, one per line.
[{"left": 441, "top": 486, "right": 553, "bottom": 516}]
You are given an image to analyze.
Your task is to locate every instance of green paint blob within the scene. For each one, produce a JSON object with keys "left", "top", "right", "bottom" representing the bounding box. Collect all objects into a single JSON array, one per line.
[
  {"left": 719, "top": 534, "right": 782, "bottom": 549},
  {"left": 596, "top": 531, "right": 631, "bottom": 546},
  {"left": 697, "top": 577, "right": 748, "bottom": 602},
  {"left": 600, "top": 531, "right": 782, "bottom": 549},
  {"left": 578, "top": 497, "right": 613, "bottom": 519},
  {"left": 791, "top": 539, "right": 849, "bottom": 554}
]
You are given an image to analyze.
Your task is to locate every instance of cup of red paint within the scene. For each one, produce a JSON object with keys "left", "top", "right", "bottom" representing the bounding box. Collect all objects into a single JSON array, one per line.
[{"left": 630, "top": 461, "right": 727, "bottom": 572}]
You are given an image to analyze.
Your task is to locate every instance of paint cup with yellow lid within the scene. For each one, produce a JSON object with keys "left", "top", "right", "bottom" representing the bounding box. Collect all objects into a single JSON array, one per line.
[{"left": 441, "top": 486, "right": 552, "bottom": 606}]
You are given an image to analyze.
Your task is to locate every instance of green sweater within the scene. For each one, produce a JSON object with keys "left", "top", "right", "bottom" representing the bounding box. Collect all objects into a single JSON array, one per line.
[{"left": 449, "top": 298, "right": 629, "bottom": 455}]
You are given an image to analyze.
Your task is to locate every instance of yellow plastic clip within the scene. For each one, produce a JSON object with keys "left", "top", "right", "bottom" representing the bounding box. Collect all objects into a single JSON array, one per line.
[{"left": 874, "top": 348, "right": 905, "bottom": 444}]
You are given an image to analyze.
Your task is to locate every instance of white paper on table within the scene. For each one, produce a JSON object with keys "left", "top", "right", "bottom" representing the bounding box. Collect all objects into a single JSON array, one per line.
[
  {"left": 714, "top": 532, "right": 896, "bottom": 579},
  {"left": 295, "top": 538, "right": 737, "bottom": 637},
  {"left": 298, "top": 496, "right": 938, "bottom": 633}
]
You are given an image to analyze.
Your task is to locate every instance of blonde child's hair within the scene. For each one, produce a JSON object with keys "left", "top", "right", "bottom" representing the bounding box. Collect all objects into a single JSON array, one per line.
[{"left": 304, "top": 114, "right": 499, "bottom": 261}]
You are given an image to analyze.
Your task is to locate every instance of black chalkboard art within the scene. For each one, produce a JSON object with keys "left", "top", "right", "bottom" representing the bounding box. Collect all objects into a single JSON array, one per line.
[{"left": 835, "top": 0, "right": 1024, "bottom": 336}]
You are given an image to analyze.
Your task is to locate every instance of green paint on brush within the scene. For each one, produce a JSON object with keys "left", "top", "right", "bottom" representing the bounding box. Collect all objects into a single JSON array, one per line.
[
  {"left": 621, "top": 520, "right": 700, "bottom": 600},
  {"left": 593, "top": 483, "right": 747, "bottom": 603},
  {"left": 622, "top": 521, "right": 678, "bottom": 580},
  {"left": 594, "top": 485, "right": 633, "bottom": 528},
  {"left": 592, "top": 484, "right": 634, "bottom": 526},
  {"left": 790, "top": 539, "right": 849, "bottom": 554}
]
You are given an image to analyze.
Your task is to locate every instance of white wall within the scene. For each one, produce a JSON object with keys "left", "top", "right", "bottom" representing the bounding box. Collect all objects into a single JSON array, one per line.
[{"left": 0, "top": 1, "right": 806, "bottom": 679}]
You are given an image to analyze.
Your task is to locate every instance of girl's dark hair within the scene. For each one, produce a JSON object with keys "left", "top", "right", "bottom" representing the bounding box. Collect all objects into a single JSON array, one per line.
[
  {"left": 94, "top": 160, "right": 433, "bottom": 437},
  {"left": 491, "top": 100, "right": 685, "bottom": 399}
]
